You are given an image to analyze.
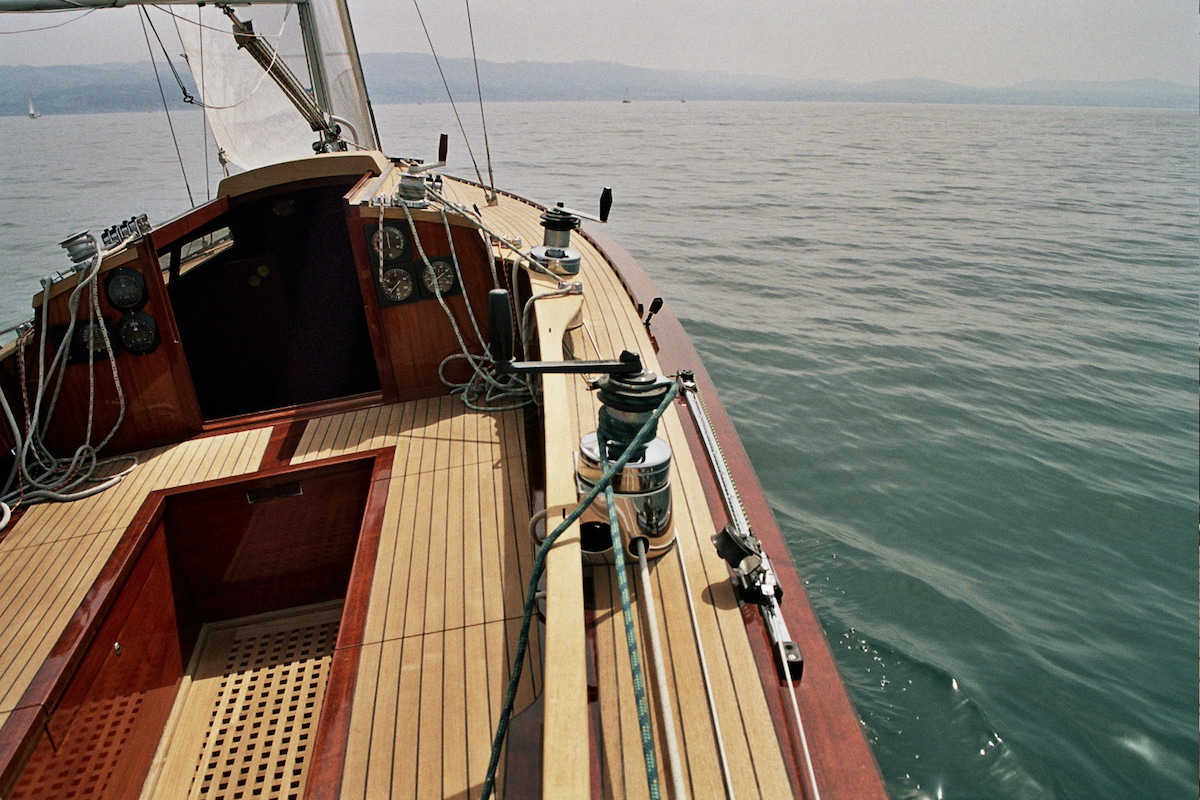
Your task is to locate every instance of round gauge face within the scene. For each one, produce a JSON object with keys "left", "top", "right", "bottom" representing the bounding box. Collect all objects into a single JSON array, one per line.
[
  {"left": 117, "top": 311, "right": 160, "bottom": 355},
  {"left": 380, "top": 267, "right": 415, "bottom": 302},
  {"left": 371, "top": 225, "right": 408, "bottom": 262},
  {"left": 105, "top": 268, "right": 146, "bottom": 311},
  {"left": 422, "top": 260, "right": 455, "bottom": 295}
]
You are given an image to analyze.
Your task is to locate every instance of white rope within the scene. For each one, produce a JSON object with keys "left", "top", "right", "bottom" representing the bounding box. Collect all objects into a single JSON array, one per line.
[
  {"left": 674, "top": 543, "right": 737, "bottom": 799},
  {"left": 399, "top": 204, "right": 532, "bottom": 411},
  {"left": 0, "top": 233, "right": 139, "bottom": 528},
  {"left": 777, "top": 634, "right": 822, "bottom": 800},
  {"left": 634, "top": 540, "right": 689, "bottom": 800}
]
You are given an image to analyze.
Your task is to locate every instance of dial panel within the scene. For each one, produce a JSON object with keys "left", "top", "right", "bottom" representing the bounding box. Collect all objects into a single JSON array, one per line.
[
  {"left": 380, "top": 267, "right": 415, "bottom": 303},
  {"left": 421, "top": 260, "right": 455, "bottom": 296},
  {"left": 117, "top": 311, "right": 160, "bottom": 355},
  {"left": 369, "top": 225, "right": 409, "bottom": 262},
  {"left": 105, "top": 267, "right": 147, "bottom": 311}
]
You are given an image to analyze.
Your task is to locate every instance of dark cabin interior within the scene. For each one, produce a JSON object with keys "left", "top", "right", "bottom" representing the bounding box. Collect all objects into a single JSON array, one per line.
[{"left": 167, "top": 181, "right": 379, "bottom": 420}]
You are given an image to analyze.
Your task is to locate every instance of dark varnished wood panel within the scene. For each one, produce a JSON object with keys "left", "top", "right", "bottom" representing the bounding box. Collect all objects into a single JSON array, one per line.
[
  {"left": 164, "top": 460, "right": 373, "bottom": 625},
  {"left": 352, "top": 212, "right": 495, "bottom": 399},
  {"left": 35, "top": 238, "right": 201, "bottom": 457},
  {"left": 9, "top": 532, "right": 184, "bottom": 800}
]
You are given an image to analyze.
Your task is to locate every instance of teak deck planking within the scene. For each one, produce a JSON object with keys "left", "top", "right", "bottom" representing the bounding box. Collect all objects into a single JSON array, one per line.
[
  {"left": 0, "top": 171, "right": 806, "bottom": 798},
  {"left": 0, "top": 427, "right": 271, "bottom": 719}
]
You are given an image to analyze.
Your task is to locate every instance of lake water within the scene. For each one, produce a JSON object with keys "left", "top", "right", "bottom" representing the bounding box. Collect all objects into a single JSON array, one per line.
[{"left": 1, "top": 101, "right": 1196, "bottom": 799}]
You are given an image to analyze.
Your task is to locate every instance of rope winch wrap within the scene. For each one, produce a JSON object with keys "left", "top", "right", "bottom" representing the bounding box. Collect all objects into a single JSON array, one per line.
[{"left": 480, "top": 380, "right": 679, "bottom": 800}]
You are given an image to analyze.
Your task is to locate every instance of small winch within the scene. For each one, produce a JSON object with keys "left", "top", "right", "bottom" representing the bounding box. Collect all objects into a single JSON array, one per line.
[
  {"left": 576, "top": 369, "right": 676, "bottom": 563},
  {"left": 393, "top": 134, "right": 448, "bottom": 208},
  {"left": 530, "top": 189, "right": 612, "bottom": 276},
  {"left": 531, "top": 205, "right": 583, "bottom": 276}
]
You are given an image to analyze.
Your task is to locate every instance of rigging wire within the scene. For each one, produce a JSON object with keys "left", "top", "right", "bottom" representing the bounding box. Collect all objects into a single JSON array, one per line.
[
  {"left": 197, "top": 5, "right": 211, "bottom": 199},
  {"left": 156, "top": 4, "right": 293, "bottom": 113},
  {"left": 0, "top": 8, "right": 94, "bottom": 34},
  {"left": 411, "top": 0, "right": 489, "bottom": 191},
  {"left": 139, "top": 7, "right": 194, "bottom": 207},
  {"left": 463, "top": 0, "right": 496, "bottom": 202},
  {"left": 141, "top": 5, "right": 197, "bottom": 106}
]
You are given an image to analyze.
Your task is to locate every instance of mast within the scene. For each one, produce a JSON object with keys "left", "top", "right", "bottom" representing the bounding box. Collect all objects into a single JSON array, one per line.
[{"left": 0, "top": 0, "right": 379, "bottom": 166}]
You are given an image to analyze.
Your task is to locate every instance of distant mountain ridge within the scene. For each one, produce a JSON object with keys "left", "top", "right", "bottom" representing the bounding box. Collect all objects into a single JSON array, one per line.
[{"left": 1, "top": 53, "right": 1194, "bottom": 116}]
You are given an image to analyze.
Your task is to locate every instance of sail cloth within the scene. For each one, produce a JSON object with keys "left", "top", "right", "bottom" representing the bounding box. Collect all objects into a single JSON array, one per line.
[{"left": 175, "top": 0, "right": 377, "bottom": 172}]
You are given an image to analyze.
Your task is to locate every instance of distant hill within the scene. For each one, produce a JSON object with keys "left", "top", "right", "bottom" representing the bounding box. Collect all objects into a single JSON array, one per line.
[{"left": 1, "top": 53, "right": 1195, "bottom": 116}]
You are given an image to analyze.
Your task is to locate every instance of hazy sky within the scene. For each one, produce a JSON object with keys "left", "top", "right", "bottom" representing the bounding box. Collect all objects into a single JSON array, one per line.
[{"left": 0, "top": 0, "right": 1195, "bottom": 86}]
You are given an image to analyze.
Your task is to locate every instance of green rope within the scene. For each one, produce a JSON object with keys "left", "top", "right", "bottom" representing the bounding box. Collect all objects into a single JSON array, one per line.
[
  {"left": 599, "top": 421, "right": 662, "bottom": 799},
  {"left": 480, "top": 381, "right": 679, "bottom": 799}
]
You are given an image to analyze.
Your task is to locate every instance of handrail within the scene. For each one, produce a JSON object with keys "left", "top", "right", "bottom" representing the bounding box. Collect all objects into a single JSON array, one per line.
[{"left": 527, "top": 275, "right": 590, "bottom": 799}]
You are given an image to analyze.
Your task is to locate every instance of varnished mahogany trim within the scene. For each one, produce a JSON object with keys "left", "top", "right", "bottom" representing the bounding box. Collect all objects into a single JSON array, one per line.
[
  {"left": 304, "top": 447, "right": 393, "bottom": 800},
  {"left": 259, "top": 420, "right": 308, "bottom": 470},
  {"left": 198, "top": 391, "right": 384, "bottom": 437},
  {"left": 0, "top": 706, "right": 47, "bottom": 798},
  {"left": 149, "top": 195, "right": 231, "bottom": 255},
  {"left": 345, "top": 202, "right": 400, "bottom": 400},
  {"left": 0, "top": 494, "right": 167, "bottom": 798}
]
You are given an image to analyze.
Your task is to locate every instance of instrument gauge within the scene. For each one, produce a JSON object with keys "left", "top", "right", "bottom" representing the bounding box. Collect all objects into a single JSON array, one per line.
[
  {"left": 117, "top": 311, "right": 160, "bottom": 355},
  {"left": 105, "top": 267, "right": 147, "bottom": 311},
  {"left": 380, "top": 267, "right": 415, "bottom": 303},
  {"left": 371, "top": 225, "right": 408, "bottom": 262},
  {"left": 422, "top": 260, "right": 455, "bottom": 295}
]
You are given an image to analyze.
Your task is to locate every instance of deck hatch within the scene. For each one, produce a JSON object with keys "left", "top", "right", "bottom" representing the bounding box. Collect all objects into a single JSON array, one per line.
[{"left": 145, "top": 603, "right": 341, "bottom": 800}]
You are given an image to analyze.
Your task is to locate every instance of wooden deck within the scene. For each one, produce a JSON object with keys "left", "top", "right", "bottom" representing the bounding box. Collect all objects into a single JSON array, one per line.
[
  {"left": 0, "top": 427, "right": 271, "bottom": 722},
  {"left": 0, "top": 171, "right": 820, "bottom": 798},
  {"left": 449, "top": 179, "right": 796, "bottom": 798},
  {"left": 290, "top": 395, "right": 544, "bottom": 799}
]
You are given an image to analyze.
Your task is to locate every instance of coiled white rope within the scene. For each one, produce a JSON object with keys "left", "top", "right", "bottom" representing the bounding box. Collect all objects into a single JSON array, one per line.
[
  {"left": 397, "top": 204, "right": 533, "bottom": 411},
  {"left": 0, "top": 232, "right": 138, "bottom": 532}
]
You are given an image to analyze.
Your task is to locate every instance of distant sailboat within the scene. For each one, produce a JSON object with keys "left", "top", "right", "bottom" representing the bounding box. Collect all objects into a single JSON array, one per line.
[
  {"left": 27, "top": 95, "right": 40, "bottom": 119},
  {"left": 621, "top": 89, "right": 631, "bottom": 104}
]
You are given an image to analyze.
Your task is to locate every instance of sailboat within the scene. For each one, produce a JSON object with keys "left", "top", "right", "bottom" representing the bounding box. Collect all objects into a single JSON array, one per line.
[
  {"left": 25, "top": 95, "right": 38, "bottom": 118},
  {"left": 0, "top": 2, "right": 887, "bottom": 798}
]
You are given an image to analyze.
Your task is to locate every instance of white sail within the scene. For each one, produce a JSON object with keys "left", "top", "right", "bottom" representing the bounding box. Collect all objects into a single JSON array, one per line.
[{"left": 175, "top": 0, "right": 377, "bottom": 172}]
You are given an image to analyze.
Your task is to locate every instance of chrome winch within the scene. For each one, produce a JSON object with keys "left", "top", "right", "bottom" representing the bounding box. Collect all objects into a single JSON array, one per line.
[
  {"left": 530, "top": 205, "right": 583, "bottom": 276},
  {"left": 575, "top": 369, "right": 676, "bottom": 564}
]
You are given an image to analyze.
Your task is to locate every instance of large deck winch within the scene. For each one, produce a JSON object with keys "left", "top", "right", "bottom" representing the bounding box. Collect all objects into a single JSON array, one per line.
[{"left": 576, "top": 369, "right": 676, "bottom": 563}]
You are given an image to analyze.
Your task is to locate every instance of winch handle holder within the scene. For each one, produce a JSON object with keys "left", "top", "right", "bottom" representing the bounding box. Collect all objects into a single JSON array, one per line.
[{"left": 487, "top": 289, "right": 641, "bottom": 376}]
